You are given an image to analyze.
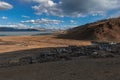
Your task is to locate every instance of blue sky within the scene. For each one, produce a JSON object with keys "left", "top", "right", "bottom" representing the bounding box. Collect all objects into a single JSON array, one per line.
[{"left": 0, "top": 0, "right": 120, "bottom": 29}]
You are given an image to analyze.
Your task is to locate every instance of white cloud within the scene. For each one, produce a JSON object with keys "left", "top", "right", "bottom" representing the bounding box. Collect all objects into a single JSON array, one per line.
[
  {"left": 0, "top": 24, "right": 16, "bottom": 27},
  {"left": 1, "top": 16, "right": 8, "bottom": 20},
  {"left": 0, "top": 23, "right": 29, "bottom": 29},
  {"left": 31, "top": 0, "right": 120, "bottom": 17},
  {"left": 22, "top": 15, "right": 30, "bottom": 18},
  {"left": 23, "top": 0, "right": 50, "bottom": 3},
  {"left": 32, "top": 0, "right": 57, "bottom": 15},
  {"left": 70, "top": 20, "right": 74, "bottom": 23},
  {"left": 21, "top": 18, "right": 63, "bottom": 24},
  {"left": 0, "top": 1, "right": 13, "bottom": 10},
  {"left": 70, "top": 20, "right": 76, "bottom": 24},
  {"left": 17, "top": 23, "right": 28, "bottom": 29}
]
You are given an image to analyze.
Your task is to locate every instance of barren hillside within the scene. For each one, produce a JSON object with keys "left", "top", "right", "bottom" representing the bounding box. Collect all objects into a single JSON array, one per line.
[{"left": 58, "top": 17, "right": 120, "bottom": 42}]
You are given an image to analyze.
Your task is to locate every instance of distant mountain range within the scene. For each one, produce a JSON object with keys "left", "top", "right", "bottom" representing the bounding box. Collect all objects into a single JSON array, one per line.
[
  {"left": 0, "top": 27, "right": 48, "bottom": 32},
  {"left": 58, "top": 17, "right": 120, "bottom": 42}
]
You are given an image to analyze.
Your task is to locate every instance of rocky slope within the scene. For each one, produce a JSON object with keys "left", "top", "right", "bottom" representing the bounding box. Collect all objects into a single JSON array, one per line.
[{"left": 59, "top": 17, "right": 120, "bottom": 42}]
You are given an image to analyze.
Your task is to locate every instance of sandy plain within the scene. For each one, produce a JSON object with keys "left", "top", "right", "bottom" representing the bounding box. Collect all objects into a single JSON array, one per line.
[{"left": 0, "top": 35, "right": 90, "bottom": 53}]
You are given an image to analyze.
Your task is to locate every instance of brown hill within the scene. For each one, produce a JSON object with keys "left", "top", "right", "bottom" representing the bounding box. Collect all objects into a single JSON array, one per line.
[{"left": 58, "top": 17, "right": 120, "bottom": 42}]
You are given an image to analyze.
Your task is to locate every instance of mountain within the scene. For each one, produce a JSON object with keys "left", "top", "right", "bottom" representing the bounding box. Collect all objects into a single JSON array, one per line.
[
  {"left": 0, "top": 27, "right": 41, "bottom": 31},
  {"left": 58, "top": 17, "right": 120, "bottom": 42}
]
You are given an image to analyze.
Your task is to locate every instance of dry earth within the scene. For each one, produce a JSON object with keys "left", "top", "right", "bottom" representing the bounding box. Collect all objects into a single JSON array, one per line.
[
  {"left": 0, "top": 35, "right": 120, "bottom": 80},
  {"left": 0, "top": 56, "right": 120, "bottom": 80},
  {"left": 0, "top": 35, "right": 90, "bottom": 53}
]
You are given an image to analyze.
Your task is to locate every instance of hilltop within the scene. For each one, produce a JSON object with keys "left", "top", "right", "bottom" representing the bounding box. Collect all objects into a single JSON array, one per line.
[{"left": 58, "top": 17, "right": 120, "bottom": 42}]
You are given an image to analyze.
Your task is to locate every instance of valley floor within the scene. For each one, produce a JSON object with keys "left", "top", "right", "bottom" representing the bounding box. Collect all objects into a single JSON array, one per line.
[
  {"left": 0, "top": 35, "right": 120, "bottom": 80},
  {"left": 0, "top": 35, "right": 90, "bottom": 53}
]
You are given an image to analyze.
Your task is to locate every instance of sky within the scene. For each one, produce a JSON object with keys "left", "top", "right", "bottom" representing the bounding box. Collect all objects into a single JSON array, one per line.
[{"left": 0, "top": 0, "right": 120, "bottom": 29}]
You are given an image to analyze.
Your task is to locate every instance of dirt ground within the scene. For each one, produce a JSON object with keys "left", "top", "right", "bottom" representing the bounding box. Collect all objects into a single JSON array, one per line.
[
  {"left": 0, "top": 35, "right": 90, "bottom": 53},
  {"left": 0, "top": 35, "right": 120, "bottom": 80},
  {"left": 0, "top": 56, "right": 120, "bottom": 80}
]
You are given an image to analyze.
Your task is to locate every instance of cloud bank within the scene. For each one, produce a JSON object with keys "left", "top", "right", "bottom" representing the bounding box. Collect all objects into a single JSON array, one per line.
[
  {"left": 30, "top": 0, "right": 120, "bottom": 17},
  {"left": 21, "top": 18, "right": 63, "bottom": 24},
  {"left": 0, "top": 23, "right": 30, "bottom": 29}
]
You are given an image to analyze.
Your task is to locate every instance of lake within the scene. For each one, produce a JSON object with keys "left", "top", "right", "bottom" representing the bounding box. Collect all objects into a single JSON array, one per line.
[{"left": 0, "top": 31, "right": 52, "bottom": 36}]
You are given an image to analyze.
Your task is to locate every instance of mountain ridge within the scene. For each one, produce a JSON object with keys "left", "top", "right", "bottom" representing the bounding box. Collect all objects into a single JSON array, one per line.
[{"left": 0, "top": 27, "right": 40, "bottom": 31}]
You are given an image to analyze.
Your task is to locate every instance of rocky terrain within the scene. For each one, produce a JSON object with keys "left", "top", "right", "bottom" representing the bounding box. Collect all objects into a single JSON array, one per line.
[
  {"left": 58, "top": 17, "right": 120, "bottom": 42},
  {"left": 0, "top": 42, "right": 120, "bottom": 80},
  {"left": 0, "top": 17, "right": 120, "bottom": 79},
  {"left": 0, "top": 42, "right": 119, "bottom": 68}
]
